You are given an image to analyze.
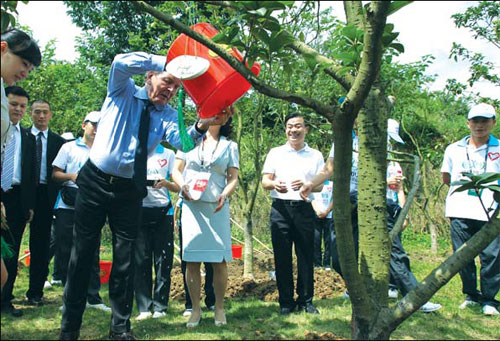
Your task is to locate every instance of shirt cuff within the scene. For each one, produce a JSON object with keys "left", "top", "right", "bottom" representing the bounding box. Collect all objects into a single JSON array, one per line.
[{"left": 151, "top": 54, "right": 168, "bottom": 72}]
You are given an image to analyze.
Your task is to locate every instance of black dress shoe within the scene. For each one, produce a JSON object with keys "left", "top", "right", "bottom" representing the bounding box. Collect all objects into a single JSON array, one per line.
[
  {"left": 26, "top": 297, "right": 44, "bottom": 306},
  {"left": 280, "top": 307, "right": 295, "bottom": 316},
  {"left": 109, "top": 331, "right": 136, "bottom": 340},
  {"left": 297, "top": 303, "right": 320, "bottom": 314},
  {"left": 1, "top": 304, "right": 23, "bottom": 317},
  {"left": 59, "top": 330, "right": 80, "bottom": 340}
]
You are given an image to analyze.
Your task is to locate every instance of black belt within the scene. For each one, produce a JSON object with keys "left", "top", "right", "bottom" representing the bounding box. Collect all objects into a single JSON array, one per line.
[
  {"left": 87, "top": 160, "right": 133, "bottom": 185},
  {"left": 2, "top": 184, "right": 20, "bottom": 194},
  {"left": 273, "top": 198, "right": 309, "bottom": 207}
]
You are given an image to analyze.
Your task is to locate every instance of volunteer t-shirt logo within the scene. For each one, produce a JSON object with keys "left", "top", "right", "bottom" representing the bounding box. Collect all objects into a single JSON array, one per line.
[
  {"left": 157, "top": 159, "right": 168, "bottom": 167},
  {"left": 488, "top": 152, "right": 500, "bottom": 161}
]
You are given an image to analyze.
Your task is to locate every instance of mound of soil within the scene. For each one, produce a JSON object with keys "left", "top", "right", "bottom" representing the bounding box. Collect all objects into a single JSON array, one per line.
[{"left": 169, "top": 253, "right": 345, "bottom": 303}]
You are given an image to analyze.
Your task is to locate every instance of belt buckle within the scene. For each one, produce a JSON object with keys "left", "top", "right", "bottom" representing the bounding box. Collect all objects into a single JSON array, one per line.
[{"left": 109, "top": 176, "right": 118, "bottom": 185}]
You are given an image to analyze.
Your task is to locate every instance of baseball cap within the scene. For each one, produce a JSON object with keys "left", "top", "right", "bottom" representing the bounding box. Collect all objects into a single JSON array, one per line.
[
  {"left": 468, "top": 103, "right": 496, "bottom": 120},
  {"left": 84, "top": 111, "right": 100, "bottom": 123},
  {"left": 388, "top": 119, "right": 405, "bottom": 144}
]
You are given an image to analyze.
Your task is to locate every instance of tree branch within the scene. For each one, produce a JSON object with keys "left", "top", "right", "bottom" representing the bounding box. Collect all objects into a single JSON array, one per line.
[{"left": 131, "top": 1, "right": 334, "bottom": 117}]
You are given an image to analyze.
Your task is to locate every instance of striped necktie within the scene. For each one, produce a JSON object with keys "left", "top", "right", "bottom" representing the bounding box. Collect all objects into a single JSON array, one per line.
[
  {"left": 1, "top": 129, "right": 16, "bottom": 192},
  {"left": 35, "top": 131, "right": 43, "bottom": 185}
]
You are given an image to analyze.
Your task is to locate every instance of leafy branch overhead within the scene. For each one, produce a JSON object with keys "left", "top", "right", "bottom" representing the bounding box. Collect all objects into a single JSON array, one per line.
[{"left": 451, "top": 171, "right": 500, "bottom": 196}]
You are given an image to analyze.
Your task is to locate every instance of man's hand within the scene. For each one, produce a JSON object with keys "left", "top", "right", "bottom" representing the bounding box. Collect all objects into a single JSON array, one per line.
[
  {"left": 153, "top": 179, "right": 168, "bottom": 189},
  {"left": 1, "top": 202, "right": 9, "bottom": 230},
  {"left": 317, "top": 211, "right": 328, "bottom": 219},
  {"left": 290, "top": 179, "right": 304, "bottom": 191},
  {"left": 387, "top": 175, "right": 404, "bottom": 190},
  {"left": 274, "top": 180, "right": 288, "bottom": 193},
  {"left": 300, "top": 181, "right": 314, "bottom": 201}
]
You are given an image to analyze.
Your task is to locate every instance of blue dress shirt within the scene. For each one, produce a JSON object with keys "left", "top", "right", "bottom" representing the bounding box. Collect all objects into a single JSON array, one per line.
[{"left": 90, "top": 52, "right": 203, "bottom": 178}]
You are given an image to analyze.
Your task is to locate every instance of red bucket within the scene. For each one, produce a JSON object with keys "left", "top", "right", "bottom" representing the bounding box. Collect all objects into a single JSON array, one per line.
[
  {"left": 24, "top": 250, "right": 30, "bottom": 266},
  {"left": 167, "top": 23, "right": 261, "bottom": 119},
  {"left": 99, "top": 261, "right": 112, "bottom": 284},
  {"left": 231, "top": 244, "right": 243, "bottom": 259}
]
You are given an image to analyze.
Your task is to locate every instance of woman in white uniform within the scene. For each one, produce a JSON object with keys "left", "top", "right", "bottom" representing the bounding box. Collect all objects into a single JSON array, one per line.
[{"left": 172, "top": 108, "right": 238, "bottom": 328}]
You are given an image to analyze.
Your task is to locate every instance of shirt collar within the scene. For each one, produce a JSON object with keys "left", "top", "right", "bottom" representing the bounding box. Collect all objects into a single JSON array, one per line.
[
  {"left": 75, "top": 137, "right": 89, "bottom": 148},
  {"left": 134, "top": 86, "right": 165, "bottom": 111},
  {"left": 284, "top": 142, "right": 309, "bottom": 152},
  {"left": 458, "top": 135, "right": 499, "bottom": 147},
  {"left": 31, "top": 126, "right": 48, "bottom": 138}
]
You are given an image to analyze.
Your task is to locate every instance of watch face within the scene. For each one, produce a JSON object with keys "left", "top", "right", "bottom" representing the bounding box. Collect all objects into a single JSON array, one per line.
[{"left": 165, "top": 55, "right": 210, "bottom": 80}]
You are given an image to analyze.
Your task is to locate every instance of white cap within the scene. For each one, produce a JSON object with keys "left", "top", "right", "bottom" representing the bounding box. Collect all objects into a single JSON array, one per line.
[
  {"left": 388, "top": 119, "right": 405, "bottom": 144},
  {"left": 84, "top": 111, "right": 100, "bottom": 123},
  {"left": 61, "top": 132, "right": 75, "bottom": 141},
  {"left": 468, "top": 103, "right": 496, "bottom": 119}
]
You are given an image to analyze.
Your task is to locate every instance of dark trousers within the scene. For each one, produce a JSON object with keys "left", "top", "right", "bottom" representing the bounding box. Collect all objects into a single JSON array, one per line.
[
  {"left": 61, "top": 161, "right": 143, "bottom": 334},
  {"left": 331, "top": 192, "right": 359, "bottom": 278},
  {"left": 451, "top": 217, "right": 500, "bottom": 306},
  {"left": 178, "top": 223, "right": 215, "bottom": 309},
  {"left": 27, "top": 184, "right": 53, "bottom": 300},
  {"left": 314, "top": 217, "right": 332, "bottom": 267},
  {"left": 270, "top": 199, "right": 315, "bottom": 309},
  {"left": 49, "top": 219, "right": 62, "bottom": 281},
  {"left": 1, "top": 186, "right": 29, "bottom": 305},
  {"left": 52, "top": 209, "right": 103, "bottom": 304},
  {"left": 134, "top": 206, "right": 174, "bottom": 313},
  {"left": 387, "top": 205, "right": 418, "bottom": 296}
]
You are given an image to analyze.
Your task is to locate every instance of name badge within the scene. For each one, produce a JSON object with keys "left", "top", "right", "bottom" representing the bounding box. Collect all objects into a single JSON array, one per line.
[{"left": 188, "top": 171, "right": 211, "bottom": 200}]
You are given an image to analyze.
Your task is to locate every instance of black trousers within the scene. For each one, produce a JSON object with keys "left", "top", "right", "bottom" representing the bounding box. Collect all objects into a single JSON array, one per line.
[
  {"left": 52, "top": 208, "right": 103, "bottom": 304},
  {"left": 134, "top": 206, "right": 174, "bottom": 313},
  {"left": 270, "top": 199, "right": 315, "bottom": 309},
  {"left": 451, "top": 217, "right": 500, "bottom": 306},
  {"left": 178, "top": 223, "right": 215, "bottom": 309},
  {"left": 27, "top": 184, "right": 53, "bottom": 300},
  {"left": 387, "top": 205, "right": 418, "bottom": 296},
  {"left": 1, "top": 186, "right": 29, "bottom": 305},
  {"left": 61, "top": 161, "right": 143, "bottom": 334},
  {"left": 314, "top": 217, "right": 332, "bottom": 267}
]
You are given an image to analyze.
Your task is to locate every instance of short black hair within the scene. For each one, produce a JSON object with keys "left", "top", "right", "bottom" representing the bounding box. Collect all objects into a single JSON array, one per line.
[
  {"left": 5, "top": 86, "right": 29, "bottom": 100},
  {"left": 1, "top": 28, "right": 41, "bottom": 67},
  {"left": 220, "top": 117, "right": 233, "bottom": 139},
  {"left": 284, "top": 112, "right": 304, "bottom": 126},
  {"left": 31, "top": 99, "right": 51, "bottom": 109}
]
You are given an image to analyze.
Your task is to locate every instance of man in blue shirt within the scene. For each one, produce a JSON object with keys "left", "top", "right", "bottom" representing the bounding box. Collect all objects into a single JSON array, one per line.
[{"left": 59, "top": 52, "right": 217, "bottom": 340}]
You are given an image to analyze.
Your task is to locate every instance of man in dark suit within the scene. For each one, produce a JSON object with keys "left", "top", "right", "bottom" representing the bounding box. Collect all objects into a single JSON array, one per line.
[
  {"left": 26, "top": 99, "right": 65, "bottom": 306},
  {"left": 1, "top": 86, "right": 36, "bottom": 316}
]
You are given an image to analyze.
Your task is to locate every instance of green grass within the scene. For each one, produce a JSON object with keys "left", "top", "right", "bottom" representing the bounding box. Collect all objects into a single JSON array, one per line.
[{"left": 1, "top": 230, "right": 499, "bottom": 340}]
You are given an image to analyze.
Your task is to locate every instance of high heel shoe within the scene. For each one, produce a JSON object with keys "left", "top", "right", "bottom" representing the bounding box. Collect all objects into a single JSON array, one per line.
[
  {"left": 186, "top": 312, "right": 202, "bottom": 328},
  {"left": 214, "top": 309, "right": 227, "bottom": 327}
]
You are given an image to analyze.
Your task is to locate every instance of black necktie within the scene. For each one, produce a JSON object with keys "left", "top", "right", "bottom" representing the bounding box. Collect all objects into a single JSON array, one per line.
[
  {"left": 133, "top": 101, "right": 152, "bottom": 193},
  {"left": 35, "top": 131, "right": 43, "bottom": 185}
]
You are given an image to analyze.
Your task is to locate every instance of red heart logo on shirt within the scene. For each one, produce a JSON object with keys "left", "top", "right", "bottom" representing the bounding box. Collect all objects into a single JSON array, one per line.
[
  {"left": 157, "top": 159, "right": 168, "bottom": 167},
  {"left": 488, "top": 152, "right": 500, "bottom": 161}
]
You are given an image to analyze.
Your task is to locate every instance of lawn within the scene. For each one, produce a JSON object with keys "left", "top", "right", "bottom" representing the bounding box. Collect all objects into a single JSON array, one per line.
[{"left": 1, "top": 229, "right": 498, "bottom": 340}]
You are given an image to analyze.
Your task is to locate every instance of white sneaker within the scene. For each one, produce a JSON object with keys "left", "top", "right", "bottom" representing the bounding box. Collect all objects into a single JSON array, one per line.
[
  {"left": 388, "top": 288, "right": 398, "bottom": 299},
  {"left": 459, "top": 299, "right": 480, "bottom": 309},
  {"left": 86, "top": 302, "right": 112, "bottom": 313},
  {"left": 342, "top": 290, "right": 350, "bottom": 299},
  {"left": 325, "top": 267, "right": 332, "bottom": 271},
  {"left": 43, "top": 281, "right": 52, "bottom": 290},
  {"left": 482, "top": 305, "right": 500, "bottom": 316},
  {"left": 135, "top": 311, "right": 152, "bottom": 320},
  {"left": 183, "top": 309, "right": 193, "bottom": 317},
  {"left": 152, "top": 311, "right": 166, "bottom": 319},
  {"left": 419, "top": 301, "right": 442, "bottom": 313},
  {"left": 50, "top": 279, "right": 63, "bottom": 286}
]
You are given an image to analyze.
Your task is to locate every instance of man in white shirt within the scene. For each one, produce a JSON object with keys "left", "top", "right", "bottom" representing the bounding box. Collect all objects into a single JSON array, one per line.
[
  {"left": 312, "top": 180, "right": 333, "bottom": 270},
  {"left": 51, "top": 111, "right": 110, "bottom": 313},
  {"left": 441, "top": 103, "right": 500, "bottom": 316},
  {"left": 1, "top": 86, "right": 36, "bottom": 317},
  {"left": 262, "top": 112, "right": 325, "bottom": 315}
]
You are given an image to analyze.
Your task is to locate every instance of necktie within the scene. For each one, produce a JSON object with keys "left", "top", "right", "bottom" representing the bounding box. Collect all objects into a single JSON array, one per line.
[
  {"left": 133, "top": 101, "right": 152, "bottom": 192},
  {"left": 1, "top": 130, "right": 16, "bottom": 192},
  {"left": 35, "top": 131, "right": 43, "bottom": 185}
]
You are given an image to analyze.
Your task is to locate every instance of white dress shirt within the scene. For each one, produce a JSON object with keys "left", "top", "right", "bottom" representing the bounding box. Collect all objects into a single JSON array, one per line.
[{"left": 31, "top": 126, "right": 49, "bottom": 184}]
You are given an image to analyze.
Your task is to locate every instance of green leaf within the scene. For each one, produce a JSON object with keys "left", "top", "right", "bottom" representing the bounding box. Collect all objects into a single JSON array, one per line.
[
  {"left": 262, "top": 17, "right": 281, "bottom": 32},
  {"left": 254, "top": 28, "right": 270, "bottom": 44},
  {"left": 303, "top": 53, "right": 319, "bottom": 72},
  {"left": 475, "top": 172, "right": 500, "bottom": 185},
  {"left": 451, "top": 181, "right": 477, "bottom": 194},
  {"left": 387, "top": 1, "right": 413, "bottom": 16},
  {"left": 484, "top": 184, "right": 500, "bottom": 192},
  {"left": 268, "top": 30, "right": 295, "bottom": 53},
  {"left": 390, "top": 43, "right": 405, "bottom": 53},
  {"left": 248, "top": 8, "right": 268, "bottom": 17},
  {"left": 259, "top": 1, "right": 287, "bottom": 11}
]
